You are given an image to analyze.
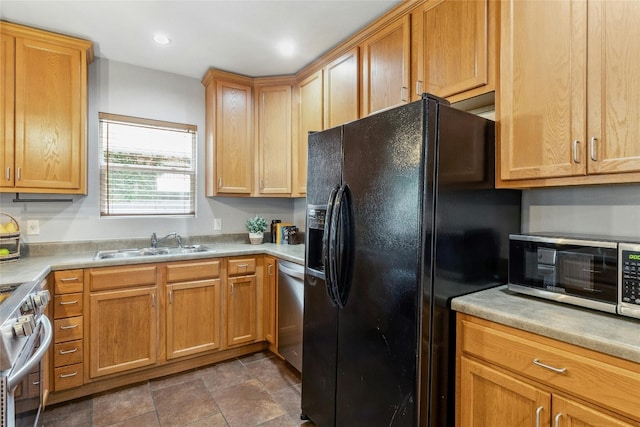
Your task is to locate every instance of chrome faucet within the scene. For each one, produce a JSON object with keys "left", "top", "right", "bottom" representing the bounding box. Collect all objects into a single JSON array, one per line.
[{"left": 150, "top": 232, "right": 183, "bottom": 248}]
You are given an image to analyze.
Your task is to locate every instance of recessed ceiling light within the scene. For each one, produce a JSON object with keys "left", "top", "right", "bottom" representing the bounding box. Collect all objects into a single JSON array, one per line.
[
  {"left": 153, "top": 34, "right": 171, "bottom": 45},
  {"left": 278, "top": 40, "right": 295, "bottom": 57}
]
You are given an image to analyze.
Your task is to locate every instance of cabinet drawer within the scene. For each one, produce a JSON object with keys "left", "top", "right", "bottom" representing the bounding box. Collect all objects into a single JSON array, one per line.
[
  {"left": 54, "top": 270, "right": 84, "bottom": 294},
  {"left": 166, "top": 259, "right": 221, "bottom": 283},
  {"left": 53, "top": 340, "right": 83, "bottom": 367},
  {"left": 54, "top": 363, "right": 83, "bottom": 391},
  {"left": 459, "top": 316, "right": 640, "bottom": 422},
  {"left": 53, "top": 293, "right": 83, "bottom": 319},
  {"left": 54, "top": 316, "right": 83, "bottom": 343},
  {"left": 227, "top": 258, "right": 257, "bottom": 276},
  {"left": 88, "top": 265, "right": 157, "bottom": 291}
]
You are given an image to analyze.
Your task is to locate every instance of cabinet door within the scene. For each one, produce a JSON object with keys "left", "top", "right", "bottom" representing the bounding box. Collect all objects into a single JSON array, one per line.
[
  {"left": 264, "top": 257, "right": 277, "bottom": 346},
  {"left": 295, "top": 71, "right": 323, "bottom": 196},
  {"left": 412, "top": 0, "right": 494, "bottom": 101},
  {"left": 324, "top": 48, "right": 359, "bottom": 128},
  {"left": 227, "top": 275, "right": 257, "bottom": 347},
  {"left": 587, "top": 0, "right": 640, "bottom": 175},
  {"left": 257, "top": 84, "right": 292, "bottom": 195},
  {"left": 553, "top": 394, "right": 636, "bottom": 427},
  {"left": 499, "top": 0, "right": 587, "bottom": 181},
  {"left": 166, "top": 279, "right": 221, "bottom": 359},
  {"left": 0, "top": 33, "right": 14, "bottom": 189},
  {"left": 459, "top": 357, "right": 551, "bottom": 427},
  {"left": 14, "top": 37, "right": 85, "bottom": 192},
  {"left": 360, "top": 15, "right": 411, "bottom": 116},
  {"left": 215, "top": 80, "right": 253, "bottom": 194},
  {"left": 89, "top": 287, "right": 157, "bottom": 378}
]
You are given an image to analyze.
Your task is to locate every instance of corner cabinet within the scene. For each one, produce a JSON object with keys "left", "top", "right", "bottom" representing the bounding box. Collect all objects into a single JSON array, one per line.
[
  {"left": 360, "top": 15, "right": 411, "bottom": 116},
  {"left": 202, "top": 69, "right": 254, "bottom": 196},
  {"left": 457, "top": 314, "right": 640, "bottom": 427},
  {"left": 0, "top": 22, "right": 93, "bottom": 194},
  {"left": 498, "top": 0, "right": 640, "bottom": 188},
  {"left": 410, "top": 0, "right": 497, "bottom": 103},
  {"left": 254, "top": 79, "right": 294, "bottom": 196},
  {"left": 295, "top": 70, "right": 324, "bottom": 197}
]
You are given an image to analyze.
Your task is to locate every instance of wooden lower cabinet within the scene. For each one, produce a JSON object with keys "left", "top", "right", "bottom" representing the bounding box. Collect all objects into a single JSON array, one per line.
[
  {"left": 88, "top": 286, "right": 158, "bottom": 378},
  {"left": 227, "top": 274, "right": 257, "bottom": 346},
  {"left": 165, "top": 259, "right": 222, "bottom": 359},
  {"left": 264, "top": 256, "right": 277, "bottom": 347},
  {"left": 457, "top": 314, "right": 640, "bottom": 427}
]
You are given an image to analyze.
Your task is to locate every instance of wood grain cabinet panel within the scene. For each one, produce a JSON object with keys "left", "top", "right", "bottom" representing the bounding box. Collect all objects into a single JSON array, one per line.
[
  {"left": 360, "top": 15, "right": 411, "bottom": 116},
  {"left": 255, "top": 82, "right": 293, "bottom": 195},
  {"left": 498, "top": 0, "right": 640, "bottom": 187},
  {"left": 264, "top": 256, "right": 277, "bottom": 346},
  {"left": 0, "top": 33, "right": 15, "bottom": 190},
  {"left": 0, "top": 22, "right": 92, "bottom": 194},
  {"left": 295, "top": 70, "right": 323, "bottom": 197},
  {"left": 324, "top": 48, "right": 359, "bottom": 128},
  {"left": 411, "top": 0, "right": 496, "bottom": 102},
  {"left": 457, "top": 314, "right": 640, "bottom": 426},
  {"left": 202, "top": 70, "right": 254, "bottom": 196},
  {"left": 226, "top": 275, "right": 257, "bottom": 347}
]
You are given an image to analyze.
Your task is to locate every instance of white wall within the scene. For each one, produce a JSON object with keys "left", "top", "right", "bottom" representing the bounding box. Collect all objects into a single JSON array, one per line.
[
  {"left": 0, "top": 58, "right": 299, "bottom": 243},
  {"left": 522, "top": 185, "right": 640, "bottom": 239}
]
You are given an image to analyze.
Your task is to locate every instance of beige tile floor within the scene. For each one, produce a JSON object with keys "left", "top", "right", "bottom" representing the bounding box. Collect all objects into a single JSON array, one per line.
[{"left": 42, "top": 351, "right": 315, "bottom": 427}]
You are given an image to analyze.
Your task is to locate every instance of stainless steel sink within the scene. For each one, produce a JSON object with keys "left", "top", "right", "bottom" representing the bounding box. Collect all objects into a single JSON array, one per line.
[{"left": 94, "top": 245, "right": 214, "bottom": 260}]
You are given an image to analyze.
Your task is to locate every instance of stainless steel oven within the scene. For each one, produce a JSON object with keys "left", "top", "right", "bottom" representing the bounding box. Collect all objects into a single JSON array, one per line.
[{"left": 1, "top": 279, "right": 51, "bottom": 427}]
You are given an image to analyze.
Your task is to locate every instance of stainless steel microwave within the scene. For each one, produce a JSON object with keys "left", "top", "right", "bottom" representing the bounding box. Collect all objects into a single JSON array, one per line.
[{"left": 508, "top": 234, "right": 640, "bottom": 319}]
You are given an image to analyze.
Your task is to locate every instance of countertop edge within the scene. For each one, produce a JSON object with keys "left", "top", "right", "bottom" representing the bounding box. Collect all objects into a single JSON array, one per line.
[{"left": 452, "top": 286, "right": 640, "bottom": 364}]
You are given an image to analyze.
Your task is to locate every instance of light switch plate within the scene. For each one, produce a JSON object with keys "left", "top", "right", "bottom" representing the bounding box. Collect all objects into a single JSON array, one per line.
[
  {"left": 213, "top": 218, "right": 222, "bottom": 231},
  {"left": 27, "top": 220, "right": 40, "bottom": 235}
]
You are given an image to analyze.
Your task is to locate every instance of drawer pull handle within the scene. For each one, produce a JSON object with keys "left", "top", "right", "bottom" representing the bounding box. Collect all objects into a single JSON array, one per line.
[
  {"left": 59, "top": 371, "right": 78, "bottom": 378},
  {"left": 59, "top": 347, "right": 78, "bottom": 355},
  {"left": 533, "top": 358, "right": 567, "bottom": 373},
  {"left": 32, "top": 380, "right": 40, "bottom": 386},
  {"left": 59, "top": 324, "right": 78, "bottom": 330},
  {"left": 554, "top": 413, "right": 563, "bottom": 427},
  {"left": 535, "top": 406, "right": 543, "bottom": 427},
  {"left": 237, "top": 264, "right": 249, "bottom": 268},
  {"left": 59, "top": 300, "right": 78, "bottom": 305},
  {"left": 60, "top": 277, "right": 79, "bottom": 282}
]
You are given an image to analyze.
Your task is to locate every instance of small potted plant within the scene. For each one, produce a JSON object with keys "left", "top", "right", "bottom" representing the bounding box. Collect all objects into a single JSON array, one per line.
[{"left": 246, "top": 215, "right": 268, "bottom": 244}]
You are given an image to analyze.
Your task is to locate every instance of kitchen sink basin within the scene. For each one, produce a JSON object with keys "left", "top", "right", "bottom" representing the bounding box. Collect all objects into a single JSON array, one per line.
[{"left": 94, "top": 245, "right": 213, "bottom": 260}]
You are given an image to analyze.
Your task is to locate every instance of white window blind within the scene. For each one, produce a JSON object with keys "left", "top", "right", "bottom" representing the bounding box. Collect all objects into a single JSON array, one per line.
[{"left": 99, "top": 113, "right": 196, "bottom": 216}]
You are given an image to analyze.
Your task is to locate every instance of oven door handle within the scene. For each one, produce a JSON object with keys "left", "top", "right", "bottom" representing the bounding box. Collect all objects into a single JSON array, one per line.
[{"left": 7, "top": 315, "right": 52, "bottom": 390}]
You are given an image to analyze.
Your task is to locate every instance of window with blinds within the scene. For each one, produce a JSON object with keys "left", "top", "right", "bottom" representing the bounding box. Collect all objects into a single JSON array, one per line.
[{"left": 99, "top": 113, "right": 196, "bottom": 216}]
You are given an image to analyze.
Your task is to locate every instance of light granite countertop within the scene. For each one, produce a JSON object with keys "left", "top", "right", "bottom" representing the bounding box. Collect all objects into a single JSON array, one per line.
[
  {"left": 0, "top": 242, "right": 305, "bottom": 286},
  {"left": 451, "top": 285, "right": 640, "bottom": 364}
]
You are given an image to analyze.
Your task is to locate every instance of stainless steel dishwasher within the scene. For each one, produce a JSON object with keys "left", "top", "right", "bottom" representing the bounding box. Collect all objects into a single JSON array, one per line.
[{"left": 277, "top": 260, "right": 304, "bottom": 372}]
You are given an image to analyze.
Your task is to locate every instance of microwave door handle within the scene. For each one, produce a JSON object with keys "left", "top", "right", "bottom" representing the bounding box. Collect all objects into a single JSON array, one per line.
[{"left": 8, "top": 315, "right": 52, "bottom": 390}]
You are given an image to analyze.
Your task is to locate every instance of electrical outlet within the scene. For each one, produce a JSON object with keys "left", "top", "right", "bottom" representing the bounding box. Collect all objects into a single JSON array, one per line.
[
  {"left": 213, "top": 218, "right": 222, "bottom": 231},
  {"left": 27, "top": 220, "right": 40, "bottom": 235}
]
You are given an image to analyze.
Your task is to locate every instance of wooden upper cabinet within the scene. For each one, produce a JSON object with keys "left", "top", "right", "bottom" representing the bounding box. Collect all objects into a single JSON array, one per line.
[
  {"left": 202, "top": 70, "right": 253, "bottom": 196},
  {"left": 255, "top": 81, "right": 293, "bottom": 195},
  {"left": 499, "top": 0, "right": 587, "bottom": 183},
  {"left": 586, "top": 0, "right": 640, "bottom": 176},
  {"left": 295, "top": 70, "right": 324, "bottom": 196},
  {"left": 360, "top": 15, "right": 411, "bottom": 116},
  {"left": 498, "top": 0, "right": 640, "bottom": 188},
  {"left": 1, "top": 22, "right": 92, "bottom": 194},
  {"left": 411, "top": 0, "right": 496, "bottom": 103},
  {"left": 324, "top": 48, "right": 359, "bottom": 128},
  {"left": 0, "top": 33, "right": 15, "bottom": 190}
]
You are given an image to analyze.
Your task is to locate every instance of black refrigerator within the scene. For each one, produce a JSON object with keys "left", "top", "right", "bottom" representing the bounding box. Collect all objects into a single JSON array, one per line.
[{"left": 302, "top": 94, "right": 521, "bottom": 427}]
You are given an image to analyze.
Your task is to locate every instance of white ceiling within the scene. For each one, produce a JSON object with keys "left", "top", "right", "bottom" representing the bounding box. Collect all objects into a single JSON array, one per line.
[{"left": 0, "top": 0, "right": 401, "bottom": 80}]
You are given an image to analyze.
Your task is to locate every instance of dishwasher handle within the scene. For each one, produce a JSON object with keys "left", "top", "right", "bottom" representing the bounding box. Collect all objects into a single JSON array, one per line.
[{"left": 278, "top": 261, "right": 304, "bottom": 280}]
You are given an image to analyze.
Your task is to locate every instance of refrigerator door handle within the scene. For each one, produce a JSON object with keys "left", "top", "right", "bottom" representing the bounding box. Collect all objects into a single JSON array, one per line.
[
  {"left": 323, "top": 187, "right": 340, "bottom": 305},
  {"left": 331, "top": 184, "right": 355, "bottom": 308}
]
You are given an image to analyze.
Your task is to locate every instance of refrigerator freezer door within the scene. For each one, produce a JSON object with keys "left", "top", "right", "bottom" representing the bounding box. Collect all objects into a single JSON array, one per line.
[{"left": 335, "top": 100, "right": 431, "bottom": 426}]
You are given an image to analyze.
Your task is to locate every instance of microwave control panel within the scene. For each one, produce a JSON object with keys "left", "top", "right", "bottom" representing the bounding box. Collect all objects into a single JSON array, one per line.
[{"left": 621, "top": 247, "right": 640, "bottom": 305}]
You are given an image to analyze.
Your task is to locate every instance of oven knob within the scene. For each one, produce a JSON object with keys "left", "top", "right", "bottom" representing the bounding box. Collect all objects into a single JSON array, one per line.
[
  {"left": 20, "top": 297, "right": 34, "bottom": 313},
  {"left": 13, "top": 315, "right": 35, "bottom": 338},
  {"left": 33, "top": 290, "right": 51, "bottom": 308}
]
